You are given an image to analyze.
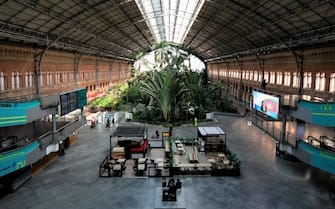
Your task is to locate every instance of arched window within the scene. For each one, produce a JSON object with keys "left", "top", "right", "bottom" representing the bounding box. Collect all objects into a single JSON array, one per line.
[
  {"left": 303, "top": 72, "right": 312, "bottom": 88},
  {"left": 330, "top": 73, "right": 335, "bottom": 92},
  {"left": 276, "top": 72, "right": 282, "bottom": 85},
  {"left": 0, "top": 72, "right": 7, "bottom": 91},
  {"left": 264, "top": 72, "right": 269, "bottom": 82},
  {"left": 11, "top": 71, "right": 20, "bottom": 89},
  {"left": 269, "top": 72, "right": 275, "bottom": 84},
  {"left": 25, "top": 71, "right": 33, "bottom": 88},
  {"left": 315, "top": 72, "right": 325, "bottom": 91},
  {"left": 284, "top": 72, "right": 291, "bottom": 86},
  {"left": 292, "top": 72, "right": 299, "bottom": 87}
]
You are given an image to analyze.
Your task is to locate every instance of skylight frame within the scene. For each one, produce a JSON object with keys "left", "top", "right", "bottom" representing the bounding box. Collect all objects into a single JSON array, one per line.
[{"left": 136, "top": 0, "right": 205, "bottom": 44}]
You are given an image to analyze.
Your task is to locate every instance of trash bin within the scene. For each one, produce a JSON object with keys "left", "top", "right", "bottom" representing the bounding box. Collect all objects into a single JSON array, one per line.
[
  {"left": 275, "top": 141, "right": 280, "bottom": 156},
  {"left": 59, "top": 141, "right": 65, "bottom": 156}
]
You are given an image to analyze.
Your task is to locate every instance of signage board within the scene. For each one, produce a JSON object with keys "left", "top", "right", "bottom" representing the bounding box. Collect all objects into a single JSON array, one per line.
[{"left": 59, "top": 88, "right": 87, "bottom": 116}]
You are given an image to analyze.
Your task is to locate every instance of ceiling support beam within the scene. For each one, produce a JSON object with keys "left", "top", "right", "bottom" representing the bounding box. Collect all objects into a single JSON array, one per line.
[
  {"left": 292, "top": 51, "right": 304, "bottom": 96},
  {"left": 235, "top": 56, "right": 243, "bottom": 102},
  {"left": 15, "top": 0, "right": 133, "bottom": 56},
  {"left": 78, "top": 1, "right": 145, "bottom": 50},
  {"left": 206, "top": 24, "right": 335, "bottom": 62},
  {"left": 0, "top": 20, "right": 134, "bottom": 61},
  {"left": 34, "top": 29, "right": 65, "bottom": 96},
  {"left": 256, "top": 54, "right": 265, "bottom": 89}
]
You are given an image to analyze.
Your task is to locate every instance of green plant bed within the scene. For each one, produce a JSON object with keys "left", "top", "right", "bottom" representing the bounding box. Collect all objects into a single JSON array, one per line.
[{"left": 210, "top": 149, "right": 241, "bottom": 176}]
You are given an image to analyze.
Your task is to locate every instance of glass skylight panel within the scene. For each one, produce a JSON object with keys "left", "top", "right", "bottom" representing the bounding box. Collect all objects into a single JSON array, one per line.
[{"left": 136, "top": 0, "right": 205, "bottom": 44}]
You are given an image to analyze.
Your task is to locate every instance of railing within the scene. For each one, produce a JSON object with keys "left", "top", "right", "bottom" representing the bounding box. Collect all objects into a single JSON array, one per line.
[
  {"left": 251, "top": 115, "right": 283, "bottom": 142},
  {"left": 99, "top": 155, "right": 110, "bottom": 177},
  {"left": 56, "top": 116, "right": 86, "bottom": 142}
]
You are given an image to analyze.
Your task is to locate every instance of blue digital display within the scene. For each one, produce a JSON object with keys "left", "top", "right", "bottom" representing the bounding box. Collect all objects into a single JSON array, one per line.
[{"left": 252, "top": 90, "right": 280, "bottom": 119}]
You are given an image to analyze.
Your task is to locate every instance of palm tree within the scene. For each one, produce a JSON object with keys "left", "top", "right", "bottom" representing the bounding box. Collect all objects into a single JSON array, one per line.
[
  {"left": 184, "top": 72, "right": 218, "bottom": 118},
  {"left": 139, "top": 70, "right": 186, "bottom": 122}
]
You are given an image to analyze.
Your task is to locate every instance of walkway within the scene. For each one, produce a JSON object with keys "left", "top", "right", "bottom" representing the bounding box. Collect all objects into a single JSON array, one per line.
[{"left": 0, "top": 116, "right": 333, "bottom": 209}]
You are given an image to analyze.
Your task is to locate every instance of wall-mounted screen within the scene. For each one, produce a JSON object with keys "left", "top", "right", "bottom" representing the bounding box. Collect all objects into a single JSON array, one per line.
[
  {"left": 59, "top": 88, "right": 87, "bottom": 116},
  {"left": 252, "top": 90, "right": 280, "bottom": 119}
]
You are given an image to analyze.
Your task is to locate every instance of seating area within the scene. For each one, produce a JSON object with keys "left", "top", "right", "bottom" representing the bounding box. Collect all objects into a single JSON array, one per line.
[
  {"left": 130, "top": 139, "right": 149, "bottom": 157},
  {"left": 99, "top": 156, "right": 127, "bottom": 177},
  {"left": 101, "top": 125, "right": 240, "bottom": 177},
  {"left": 305, "top": 135, "right": 335, "bottom": 152}
]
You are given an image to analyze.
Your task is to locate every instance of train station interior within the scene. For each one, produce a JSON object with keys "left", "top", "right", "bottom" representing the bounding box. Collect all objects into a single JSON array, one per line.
[{"left": 0, "top": 0, "right": 335, "bottom": 208}]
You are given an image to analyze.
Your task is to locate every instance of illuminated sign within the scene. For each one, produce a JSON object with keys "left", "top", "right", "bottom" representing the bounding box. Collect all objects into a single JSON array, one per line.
[
  {"left": 0, "top": 141, "right": 40, "bottom": 177},
  {"left": 298, "top": 100, "right": 335, "bottom": 126},
  {"left": 252, "top": 90, "right": 280, "bottom": 120},
  {"left": 298, "top": 141, "right": 335, "bottom": 174},
  {"left": 0, "top": 100, "right": 40, "bottom": 127}
]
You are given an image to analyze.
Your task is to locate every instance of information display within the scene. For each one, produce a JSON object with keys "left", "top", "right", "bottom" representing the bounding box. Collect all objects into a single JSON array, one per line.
[
  {"left": 59, "top": 88, "right": 87, "bottom": 116},
  {"left": 252, "top": 90, "right": 279, "bottom": 120}
]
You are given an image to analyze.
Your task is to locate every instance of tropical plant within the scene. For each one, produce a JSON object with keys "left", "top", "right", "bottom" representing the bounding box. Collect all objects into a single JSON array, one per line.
[
  {"left": 183, "top": 71, "right": 219, "bottom": 118},
  {"left": 139, "top": 70, "right": 186, "bottom": 122},
  {"left": 151, "top": 42, "right": 190, "bottom": 72}
]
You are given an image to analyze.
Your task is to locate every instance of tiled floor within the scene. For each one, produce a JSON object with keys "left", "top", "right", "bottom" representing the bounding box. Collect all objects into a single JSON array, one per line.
[{"left": 0, "top": 115, "right": 334, "bottom": 209}]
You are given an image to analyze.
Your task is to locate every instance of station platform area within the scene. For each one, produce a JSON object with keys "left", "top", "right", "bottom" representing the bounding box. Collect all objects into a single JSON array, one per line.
[{"left": 0, "top": 115, "right": 334, "bottom": 209}]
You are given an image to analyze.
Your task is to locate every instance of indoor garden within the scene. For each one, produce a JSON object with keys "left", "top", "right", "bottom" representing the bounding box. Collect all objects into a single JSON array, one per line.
[{"left": 91, "top": 42, "right": 237, "bottom": 125}]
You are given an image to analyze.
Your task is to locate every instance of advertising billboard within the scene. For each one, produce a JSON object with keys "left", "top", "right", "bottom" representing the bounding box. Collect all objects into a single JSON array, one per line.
[{"left": 252, "top": 90, "right": 280, "bottom": 119}]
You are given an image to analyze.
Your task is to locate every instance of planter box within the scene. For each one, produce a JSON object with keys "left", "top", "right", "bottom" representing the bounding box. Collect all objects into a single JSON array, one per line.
[{"left": 211, "top": 167, "right": 240, "bottom": 176}]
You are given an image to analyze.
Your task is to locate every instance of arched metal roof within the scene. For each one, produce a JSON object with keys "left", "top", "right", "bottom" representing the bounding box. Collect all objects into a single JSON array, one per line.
[{"left": 0, "top": 0, "right": 334, "bottom": 62}]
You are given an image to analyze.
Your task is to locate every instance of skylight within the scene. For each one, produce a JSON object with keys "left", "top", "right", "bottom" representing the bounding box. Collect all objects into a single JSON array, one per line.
[{"left": 136, "top": 0, "right": 205, "bottom": 44}]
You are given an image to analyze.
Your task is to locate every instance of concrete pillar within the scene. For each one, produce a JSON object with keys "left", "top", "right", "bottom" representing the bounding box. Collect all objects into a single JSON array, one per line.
[
  {"left": 281, "top": 115, "right": 287, "bottom": 143},
  {"left": 52, "top": 114, "right": 57, "bottom": 142},
  {"left": 325, "top": 72, "right": 331, "bottom": 92},
  {"left": 236, "top": 56, "right": 243, "bottom": 102},
  {"left": 311, "top": 72, "right": 316, "bottom": 90}
]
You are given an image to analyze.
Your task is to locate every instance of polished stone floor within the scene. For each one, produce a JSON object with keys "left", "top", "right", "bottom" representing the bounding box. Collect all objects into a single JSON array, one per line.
[{"left": 0, "top": 115, "right": 334, "bottom": 209}]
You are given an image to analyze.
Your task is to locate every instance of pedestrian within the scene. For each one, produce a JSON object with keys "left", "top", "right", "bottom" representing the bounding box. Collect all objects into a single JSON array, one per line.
[
  {"left": 112, "top": 117, "right": 115, "bottom": 126},
  {"left": 106, "top": 118, "right": 110, "bottom": 128},
  {"left": 169, "top": 126, "right": 173, "bottom": 137},
  {"left": 176, "top": 179, "right": 182, "bottom": 190}
]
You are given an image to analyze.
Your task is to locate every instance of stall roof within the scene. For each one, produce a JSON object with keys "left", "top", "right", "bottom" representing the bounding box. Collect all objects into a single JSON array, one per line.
[
  {"left": 198, "top": 127, "right": 225, "bottom": 137},
  {"left": 111, "top": 126, "right": 146, "bottom": 137}
]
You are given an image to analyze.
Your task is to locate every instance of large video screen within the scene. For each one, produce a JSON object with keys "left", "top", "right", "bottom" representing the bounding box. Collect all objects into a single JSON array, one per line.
[{"left": 252, "top": 90, "right": 279, "bottom": 119}]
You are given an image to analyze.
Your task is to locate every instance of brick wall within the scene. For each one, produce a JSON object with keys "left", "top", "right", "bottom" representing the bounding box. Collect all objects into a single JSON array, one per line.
[{"left": 0, "top": 44, "right": 133, "bottom": 100}]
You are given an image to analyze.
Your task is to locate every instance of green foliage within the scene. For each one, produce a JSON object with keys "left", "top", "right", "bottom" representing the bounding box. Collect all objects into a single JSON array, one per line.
[
  {"left": 91, "top": 95, "right": 117, "bottom": 109},
  {"left": 91, "top": 42, "right": 237, "bottom": 124},
  {"left": 139, "top": 70, "right": 187, "bottom": 122},
  {"left": 229, "top": 153, "right": 241, "bottom": 168}
]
